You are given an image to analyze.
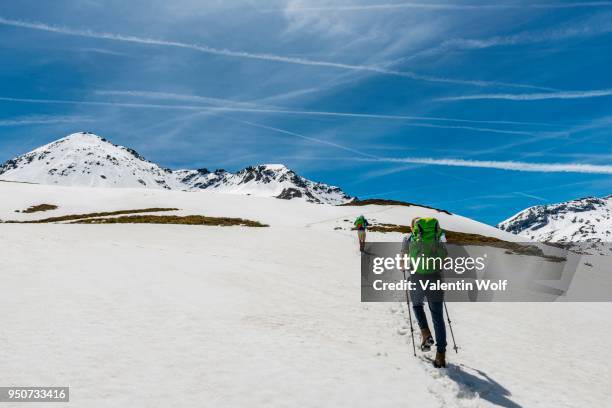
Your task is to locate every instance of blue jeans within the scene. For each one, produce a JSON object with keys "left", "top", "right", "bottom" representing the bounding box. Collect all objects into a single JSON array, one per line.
[{"left": 411, "top": 276, "right": 447, "bottom": 353}]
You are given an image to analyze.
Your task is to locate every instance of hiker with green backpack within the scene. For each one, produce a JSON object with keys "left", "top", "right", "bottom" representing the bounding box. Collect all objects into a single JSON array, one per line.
[
  {"left": 402, "top": 217, "right": 448, "bottom": 368},
  {"left": 354, "top": 215, "right": 369, "bottom": 252}
]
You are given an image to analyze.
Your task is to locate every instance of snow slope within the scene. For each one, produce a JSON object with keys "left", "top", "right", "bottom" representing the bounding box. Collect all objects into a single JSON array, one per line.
[
  {"left": 0, "top": 181, "right": 518, "bottom": 240},
  {"left": 498, "top": 196, "right": 612, "bottom": 242},
  {"left": 0, "top": 132, "right": 352, "bottom": 204},
  {"left": 1, "top": 181, "right": 611, "bottom": 408}
]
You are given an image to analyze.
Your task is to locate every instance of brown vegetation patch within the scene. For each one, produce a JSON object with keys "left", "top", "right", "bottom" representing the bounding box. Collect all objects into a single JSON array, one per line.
[
  {"left": 367, "top": 223, "right": 411, "bottom": 234},
  {"left": 5, "top": 208, "right": 179, "bottom": 223},
  {"left": 73, "top": 214, "right": 268, "bottom": 227},
  {"left": 20, "top": 204, "right": 59, "bottom": 213},
  {"left": 366, "top": 223, "right": 564, "bottom": 262}
]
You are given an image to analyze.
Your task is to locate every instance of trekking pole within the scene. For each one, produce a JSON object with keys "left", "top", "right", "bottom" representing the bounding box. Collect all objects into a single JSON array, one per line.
[
  {"left": 443, "top": 301, "right": 459, "bottom": 353},
  {"left": 401, "top": 268, "right": 417, "bottom": 357}
]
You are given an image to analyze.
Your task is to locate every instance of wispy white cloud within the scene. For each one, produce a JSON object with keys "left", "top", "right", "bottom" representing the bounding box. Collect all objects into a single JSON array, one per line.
[
  {"left": 395, "top": 122, "right": 535, "bottom": 136},
  {"left": 101, "top": 88, "right": 555, "bottom": 126},
  {"left": 468, "top": 115, "right": 612, "bottom": 157},
  {"left": 77, "top": 47, "right": 129, "bottom": 57},
  {"left": 0, "top": 94, "right": 555, "bottom": 136},
  {"left": 95, "top": 90, "right": 266, "bottom": 108},
  {"left": 438, "top": 88, "right": 612, "bottom": 101},
  {"left": 441, "top": 24, "right": 612, "bottom": 50},
  {"left": 275, "top": 2, "right": 612, "bottom": 12},
  {"left": 165, "top": 109, "right": 542, "bottom": 135},
  {"left": 351, "top": 163, "right": 421, "bottom": 184},
  {"left": 0, "top": 96, "right": 201, "bottom": 110},
  {"left": 221, "top": 116, "right": 379, "bottom": 159},
  {"left": 221, "top": 109, "right": 549, "bottom": 130},
  {"left": 0, "top": 115, "right": 92, "bottom": 126},
  {"left": 389, "top": 12, "right": 612, "bottom": 66},
  {"left": 513, "top": 191, "right": 548, "bottom": 201},
  {"left": 0, "top": 16, "right": 550, "bottom": 90},
  {"left": 107, "top": 90, "right": 551, "bottom": 122},
  {"left": 192, "top": 116, "right": 612, "bottom": 176},
  {"left": 373, "top": 157, "right": 612, "bottom": 174}
]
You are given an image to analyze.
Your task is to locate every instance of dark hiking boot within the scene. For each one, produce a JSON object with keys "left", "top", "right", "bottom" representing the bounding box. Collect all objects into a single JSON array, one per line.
[
  {"left": 433, "top": 352, "right": 446, "bottom": 368},
  {"left": 420, "top": 328, "right": 434, "bottom": 352}
]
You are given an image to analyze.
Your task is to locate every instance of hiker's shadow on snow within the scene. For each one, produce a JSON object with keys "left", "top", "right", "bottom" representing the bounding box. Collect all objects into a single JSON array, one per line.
[{"left": 446, "top": 364, "right": 522, "bottom": 408}]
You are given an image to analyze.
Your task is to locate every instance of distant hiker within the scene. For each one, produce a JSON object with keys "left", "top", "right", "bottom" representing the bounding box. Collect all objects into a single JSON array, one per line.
[
  {"left": 354, "top": 215, "right": 369, "bottom": 252},
  {"left": 402, "top": 217, "right": 448, "bottom": 368}
]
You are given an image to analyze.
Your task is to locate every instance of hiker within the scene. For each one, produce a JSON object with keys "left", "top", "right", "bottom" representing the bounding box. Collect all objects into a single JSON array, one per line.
[
  {"left": 354, "top": 215, "right": 369, "bottom": 252},
  {"left": 402, "top": 217, "right": 448, "bottom": 368}
]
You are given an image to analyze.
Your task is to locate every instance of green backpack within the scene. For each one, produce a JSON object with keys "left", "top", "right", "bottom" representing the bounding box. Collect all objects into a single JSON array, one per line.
[
  {"left": 354, "top": 215, "right": 366, "bottom": 230},
  {"left": 409, "top": 217, "right": 446, "bottom": 275}
]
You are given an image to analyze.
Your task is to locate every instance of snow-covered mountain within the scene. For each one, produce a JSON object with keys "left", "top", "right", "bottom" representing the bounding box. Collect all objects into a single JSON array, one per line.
[
  {"left": 498, "top": 196, "right": 612, "bottom": 242},
  {"left": 0, "top": 132, "right": 353, "bottom": 204},
  {"left": 0, "top": 132, "right": 176, "bottom": 189},
  {"left": 175, "top": 164, "right": 351, "bottom": 205}
]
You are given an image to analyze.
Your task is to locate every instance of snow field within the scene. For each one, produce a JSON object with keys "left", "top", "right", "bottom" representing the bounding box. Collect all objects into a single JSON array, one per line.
[{"left": 1, "top": 182, "right": 610, "bottom": 407}]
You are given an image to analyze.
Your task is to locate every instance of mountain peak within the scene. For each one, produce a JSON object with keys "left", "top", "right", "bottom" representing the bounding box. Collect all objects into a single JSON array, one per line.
[
  {"left": 0, "top": 133, "right": 353, "bottom": 205},
  {"left": 53, "top": 132, "right": 112, "bottom": 147},
  {"left": 61, "top": 131, "right": 103, "bottom": 140},
  {"left": 260, "top": 163, "right": 289, "bottom": 171}
]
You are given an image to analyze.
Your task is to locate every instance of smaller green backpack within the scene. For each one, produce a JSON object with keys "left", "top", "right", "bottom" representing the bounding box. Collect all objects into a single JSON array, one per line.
[{"left": 409, "top": 218, "right": 446, "bottom": 275}]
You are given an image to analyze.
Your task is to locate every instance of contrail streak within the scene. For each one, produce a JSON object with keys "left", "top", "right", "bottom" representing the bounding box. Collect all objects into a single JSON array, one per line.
[
  {"left": 0, "top": 95, "right": 552, "bottom": 135},
  {"left": 438, "top": 89, "right": 612, "bottom": 101},
  {"left": 371, "top": 157, "right": 612, "bottom": 174},
  {"left": 0, "top": 96, "right": 202, "bottom": 110},
  {"left": 95, "top": 90, "right": 266, "bottom": 109},
  {"left": 0, "top": 115, "right": 92, "bottom": 126},
  {"left": 98, "top": 89, "right": 556, "bottom": 126},
  {"left": 0, "top": 16, "right": 551, "bottom": 90},
  {"left": 220, "top": 117, "right": 612, "bottom": 175},
  {"left": 275, "top": 2, "right": 612, "bottom": 11},
  {"left": 98, "top": 86, "right": 558, "bottom": 141},
  {"left": 185, "top": 107, "right": 541, "bottom": 134},
  {"left": 391, "top": 21, "right": 612, "bottom": 66},
  {"left": 222, "top": 116, "right": 380, "bottom": 159}
]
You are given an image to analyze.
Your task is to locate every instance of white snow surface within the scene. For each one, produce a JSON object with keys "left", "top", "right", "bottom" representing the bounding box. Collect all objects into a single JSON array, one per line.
[
  {"left": 1, "top": 181, "right": 611, "bottom": 407},
  {"left": 498, "top": 195, "right": 612, "bottom": 242},
  {"left": 0, "top": 133, "right": 352, "bottom": 205}
]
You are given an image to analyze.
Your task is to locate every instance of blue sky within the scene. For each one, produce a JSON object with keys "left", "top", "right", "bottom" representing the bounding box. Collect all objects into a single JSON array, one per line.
[{"left": 1, "top": 0, "right": 612, "bottom": 225}]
